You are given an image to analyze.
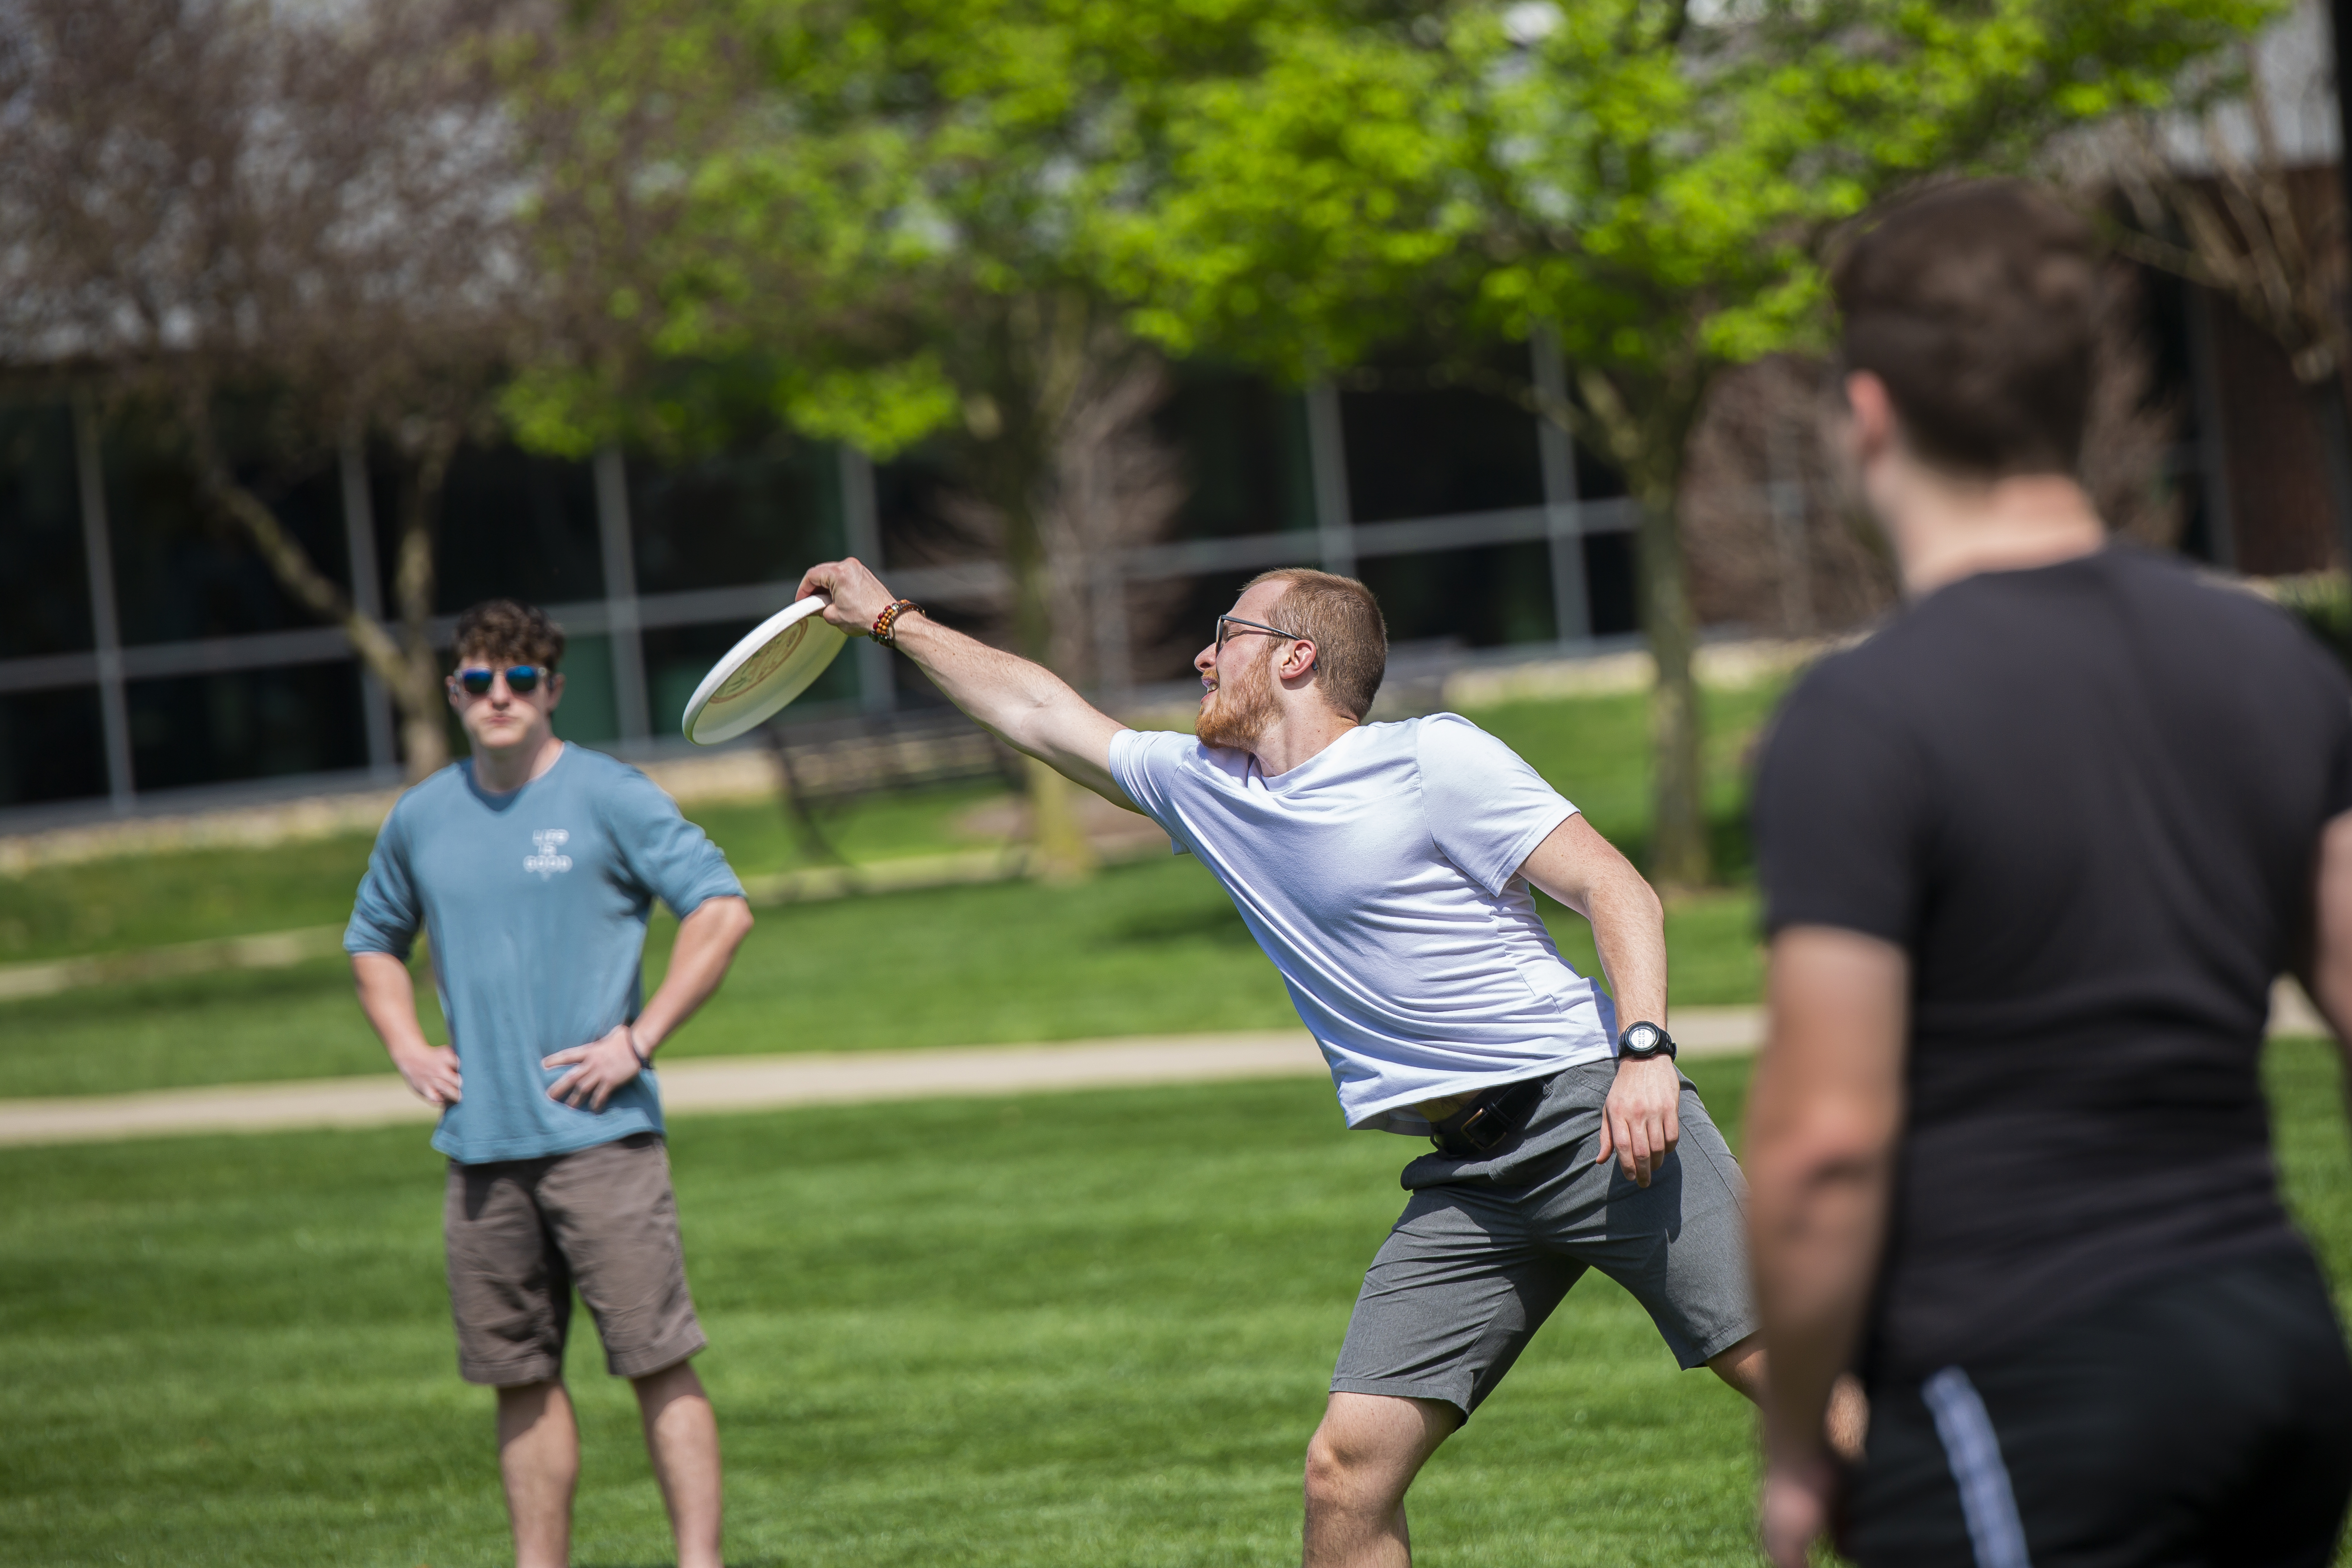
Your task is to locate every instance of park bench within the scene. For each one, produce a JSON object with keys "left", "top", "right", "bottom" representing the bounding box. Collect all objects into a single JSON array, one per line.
[{"left": 761, "top": 704, "right": 1028, "bottom": 863}]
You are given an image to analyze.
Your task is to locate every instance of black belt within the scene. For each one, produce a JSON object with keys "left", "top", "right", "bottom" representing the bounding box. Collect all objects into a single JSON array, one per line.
[{"left": 1427, "top": 1072, "right": 1556, "bottom": 1158}]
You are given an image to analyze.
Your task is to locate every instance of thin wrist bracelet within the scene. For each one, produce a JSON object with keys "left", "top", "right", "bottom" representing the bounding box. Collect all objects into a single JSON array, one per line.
[
  {"left": 870, "top": 598, "right": 922, "bottom": 645},
  {"left": 629, "top": 1032, "right": 652, "bottom": 1069}
]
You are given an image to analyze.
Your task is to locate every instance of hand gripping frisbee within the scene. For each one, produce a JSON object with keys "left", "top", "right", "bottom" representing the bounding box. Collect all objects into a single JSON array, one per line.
[{"left": 680, "top": 595, "right": 848, "bottom": 744}]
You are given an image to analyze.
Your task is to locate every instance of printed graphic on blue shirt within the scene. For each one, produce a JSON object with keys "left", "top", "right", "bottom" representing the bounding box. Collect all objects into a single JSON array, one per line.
[{"left": 525, "top": 829, "right": 574, "bottom": 878}]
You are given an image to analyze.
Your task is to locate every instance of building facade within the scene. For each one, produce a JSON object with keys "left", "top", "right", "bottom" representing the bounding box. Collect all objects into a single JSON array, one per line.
[{"left": 0, "top": 345, "right": 1657, "bottom": 825}]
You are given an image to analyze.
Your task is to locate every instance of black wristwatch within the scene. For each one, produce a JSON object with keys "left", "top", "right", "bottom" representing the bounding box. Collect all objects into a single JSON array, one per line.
[{"left": 1617, "top": 1021, "right": 1677, "bottom": 1061}]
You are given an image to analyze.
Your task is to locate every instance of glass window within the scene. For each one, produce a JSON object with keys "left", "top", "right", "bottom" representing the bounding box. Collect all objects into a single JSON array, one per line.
[
  {"left": 103, "top": 402, "right": 349, "bottom": 646},
  {"left": 1583, "top": 533, "right": 1638, "bottom": 636},
  {"left": 435, "top": 445, "right": 604, "bottom": 611},
  {"left": 871, "top": 443, "right": 968, "bottom": 569},
  {"left": 1339, "top": 382, "right": 1543, "bottom": 524},
  {"left": 550, "top": 634, "right": 621, "bottom": 746},
  {"left": 628, "top": 436, "right": 840, "bottom": 596},
  {"left": 1358, "top": 542, "right": 1558, "bottom": 650},
  {"left": 0, "top": 687, "right": 106, "bottom": 807},
  {"left": 1157, "top": 368, "right": 1315, "bottom": 539},
  {"left": 1571, "top": 439, "right": 1630, "bottom": 501},
  {"left": 0, "top": 404, "right": 94, "bottom": 658},
  {"left": 125, "top": 663, "right": 368, "bottom": 792}
]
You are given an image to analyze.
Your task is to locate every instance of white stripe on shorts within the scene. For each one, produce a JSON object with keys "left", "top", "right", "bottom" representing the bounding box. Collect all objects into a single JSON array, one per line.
[{"left": 1922, "top": 1366, "right": 2033, "bottom": 1568}]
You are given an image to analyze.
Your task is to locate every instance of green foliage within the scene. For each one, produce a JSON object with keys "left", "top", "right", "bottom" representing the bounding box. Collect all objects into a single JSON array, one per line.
[
  {"left": 6, "top": 1049, "right": 2349, "bottom": 1565},
  {"left": 514, "top": 0, "right": 2281, "bottom": 452},
  {"left": 1104, "top": 0, "right": 2283, "bottom": 471},
  {"left": 506, "top": 0, "right": 1172, "bottom": 456},
  {"left": 1082, "top": 0, "right": 2277, "bottom": 888}
]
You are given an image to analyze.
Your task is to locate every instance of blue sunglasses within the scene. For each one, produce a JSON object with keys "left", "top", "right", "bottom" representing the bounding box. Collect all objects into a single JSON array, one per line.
[{"left": 452, "top": 665, "right": 548, "bottom": 696}]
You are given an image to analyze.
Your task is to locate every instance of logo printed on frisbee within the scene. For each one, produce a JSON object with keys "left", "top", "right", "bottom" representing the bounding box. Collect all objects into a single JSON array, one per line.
[
  {"left": 679, "top": 595, "right": 847, "bottom": 745},
  {"left": 710, "top": 620, "right": 806, "bottom": 707}
]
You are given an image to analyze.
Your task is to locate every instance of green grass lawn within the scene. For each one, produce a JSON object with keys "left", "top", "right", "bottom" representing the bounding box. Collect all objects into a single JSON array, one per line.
[
  {"left": 0, "top": 856, "right": 1763, "bottom": 1098},
  {"left": 0, "top": 683, "right": 1781, "bottom": 1098},
  {"left": 0, "top": 782, "right": 1018, "bottom": 966},
  {"left": 5, "top": 1044, "right": 2347, "bottom": 1568},
  {"left": 0, "top": 682, "right": 1786, "bottom": 968}
]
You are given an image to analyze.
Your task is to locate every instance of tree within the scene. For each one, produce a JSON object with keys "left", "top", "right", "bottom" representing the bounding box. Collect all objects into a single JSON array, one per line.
[
  {"left": 1105, "top": 0, "right": 2276, "bottom": 888},
  {"left": 504, "top": 0, "right": 1205, "bottom": 880},
  {"left": 1680, "top": 261, "right": 2179, "bottom": 638},
  {"left": 0, "top": 0, "right": 535, "bottom": 779},
  {"left": 2077, "top": 18, "right": 2352, "bottom": 577}
]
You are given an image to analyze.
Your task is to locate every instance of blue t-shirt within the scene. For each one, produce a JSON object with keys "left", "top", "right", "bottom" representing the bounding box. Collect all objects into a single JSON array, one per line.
[{"left": 345, "top": 744, "right": 745, "bottom": 1163}]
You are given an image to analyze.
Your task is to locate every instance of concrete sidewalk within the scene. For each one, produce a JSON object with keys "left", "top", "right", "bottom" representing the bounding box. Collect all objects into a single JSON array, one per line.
[
  {"left": 2, "top": 984, "right": 2329, "bottom": 1149},
  {"left": 0, "top": 1010, "right": 1773, "bottom": 1148}
]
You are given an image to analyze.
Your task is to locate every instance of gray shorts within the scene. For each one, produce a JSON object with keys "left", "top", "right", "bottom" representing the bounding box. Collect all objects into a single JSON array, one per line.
[
  {"left": 443, "top": 1132, "right": 707, "bottom": 1386},
  {"left": 1332, "top": 1059, "right": 1757, "bottom": 1421}
]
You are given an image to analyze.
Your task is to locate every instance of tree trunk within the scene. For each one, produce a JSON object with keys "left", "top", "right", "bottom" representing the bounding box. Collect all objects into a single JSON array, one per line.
[
  {"left": 1637, "top": 481, "right": 1709, "bottom": 893},
  {"left": 182, "top": 394, "right": 450, "bottom": 780},
  {"left": 1000, "top": 472, "right": 1098, "bottom": 885},
  {"left": 391, "top": 429, "right": 457, "bottom": 779},
  {"left": 1563, "top": 361, "right": 1711, "bottom": 891}
]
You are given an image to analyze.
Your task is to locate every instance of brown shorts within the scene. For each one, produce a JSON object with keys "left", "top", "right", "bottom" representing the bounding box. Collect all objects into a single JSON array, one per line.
[{"left": 443, "top": 1132, "right": 707, "bottom": 1386}]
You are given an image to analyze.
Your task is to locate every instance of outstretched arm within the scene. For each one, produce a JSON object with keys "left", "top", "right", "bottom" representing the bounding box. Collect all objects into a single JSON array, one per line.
[
  {"left": 1519, "top": 814, "right": 1674, "bottom": 1185},
  {"left": 798, "top": 558, "right": 1136, "bottom": 809}
]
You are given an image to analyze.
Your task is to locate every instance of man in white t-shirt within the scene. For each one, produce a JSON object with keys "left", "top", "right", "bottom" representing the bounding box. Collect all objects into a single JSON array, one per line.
[{"left": 799, "top": 558, "right": 1772, "bottom": 1566}]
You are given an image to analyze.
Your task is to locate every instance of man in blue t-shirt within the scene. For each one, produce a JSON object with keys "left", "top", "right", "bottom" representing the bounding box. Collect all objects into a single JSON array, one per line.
[
  {"left": 346, "top": 599, "right": 752, "bottom": 1568},
  {"left": 796, "top": 558, "right": 1831, "bottom": 1566}
]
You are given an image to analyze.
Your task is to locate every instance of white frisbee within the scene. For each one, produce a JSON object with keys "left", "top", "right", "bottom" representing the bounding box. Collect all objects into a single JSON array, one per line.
[{"left": 679, "top": 595, "right": 848, "bottom": 745}]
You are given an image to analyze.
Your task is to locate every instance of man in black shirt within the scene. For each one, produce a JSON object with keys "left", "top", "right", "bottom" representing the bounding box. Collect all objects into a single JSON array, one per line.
[{"left": 1747, "top": 179, "right": 2352, "bottom": 1568}]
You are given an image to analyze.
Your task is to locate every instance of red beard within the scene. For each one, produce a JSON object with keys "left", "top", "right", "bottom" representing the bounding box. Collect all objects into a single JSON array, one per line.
[{"left": 1195, "top": 643, "right": 1280, "bottom": 751}]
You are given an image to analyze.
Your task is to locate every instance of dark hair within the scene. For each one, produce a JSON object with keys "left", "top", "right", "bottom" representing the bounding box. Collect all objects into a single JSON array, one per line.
[
  {"left": 1831, "top": 179, "right": 2098, "bottom": 478},
  {"left": 1245, "top": 568, "right": 1387, "bottom": 719},
  {"left": 452, "top": 599, "right": 565, "bottom": 671}
]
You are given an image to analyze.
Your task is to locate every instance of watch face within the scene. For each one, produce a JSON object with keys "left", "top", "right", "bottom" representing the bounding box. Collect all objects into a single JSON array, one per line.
[{"left": 1622, "top": 1023, "right": 1661, "bottom": 1055}]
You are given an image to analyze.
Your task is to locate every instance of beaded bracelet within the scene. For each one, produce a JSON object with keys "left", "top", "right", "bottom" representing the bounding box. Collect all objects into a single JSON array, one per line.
[{"left": 870, "top": 598, "right": 922, "bottom": 646}]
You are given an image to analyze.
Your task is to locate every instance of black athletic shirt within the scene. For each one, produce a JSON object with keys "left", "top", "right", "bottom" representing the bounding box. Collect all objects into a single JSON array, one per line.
[{"left": 1753, "top": 545, "right": 2352, "bottom": 1381}]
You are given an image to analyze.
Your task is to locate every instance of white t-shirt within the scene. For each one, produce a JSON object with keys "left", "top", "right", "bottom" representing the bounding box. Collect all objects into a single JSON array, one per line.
[{"left": 1108, "top": 713, "right": 1620, "bottom": 1134}]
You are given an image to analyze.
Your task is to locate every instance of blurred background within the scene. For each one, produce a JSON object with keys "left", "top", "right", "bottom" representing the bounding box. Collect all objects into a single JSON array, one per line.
[
  {"left": 6, "top": 2, "right": 2352, "bottom": 1565},
  {"left": 1, "top": 0, "right": 2346, "bottom": 846}
]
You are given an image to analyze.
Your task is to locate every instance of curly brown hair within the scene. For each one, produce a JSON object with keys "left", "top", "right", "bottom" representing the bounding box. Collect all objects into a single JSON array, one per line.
[{"left": 452, "top": 599, "right": 565, "bottom": 672}]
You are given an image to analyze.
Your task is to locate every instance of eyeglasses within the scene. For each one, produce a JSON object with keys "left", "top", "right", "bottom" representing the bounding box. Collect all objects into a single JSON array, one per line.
[
  {"left": 1215, "top": 615, "right": 1306, "bottom": 654},
  {"left": 451, "top": 665, "right": 547, "bottom": 696}
]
